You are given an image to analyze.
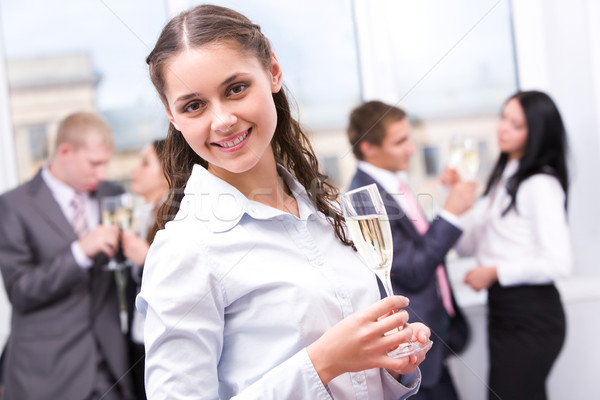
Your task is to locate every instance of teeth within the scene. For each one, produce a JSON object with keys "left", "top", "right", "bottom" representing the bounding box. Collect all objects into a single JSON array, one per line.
[{"left": 219, "top": 131, "right": 248, "bottom": 148}]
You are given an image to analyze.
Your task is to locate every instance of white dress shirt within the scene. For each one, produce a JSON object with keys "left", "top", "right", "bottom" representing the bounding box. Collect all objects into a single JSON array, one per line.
[
  {"left": 137, "top": 164, "right": 420, "bottom": 400},
  {"left": 455, "top": 160, "right": 573, "bottom": 286},
  {"left": 41, "top": 166, "right": 97, "bottom": 268}
]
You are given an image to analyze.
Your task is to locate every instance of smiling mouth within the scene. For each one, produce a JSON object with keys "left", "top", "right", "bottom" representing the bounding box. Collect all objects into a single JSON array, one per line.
[{"left": 214, "top": 129, "right": 251, "bottom": 148}]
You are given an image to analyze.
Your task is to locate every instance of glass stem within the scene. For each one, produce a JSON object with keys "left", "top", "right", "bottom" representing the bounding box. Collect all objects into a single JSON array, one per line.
[{"left": 375, "top": 268, "right": 394, "bottom": 298}]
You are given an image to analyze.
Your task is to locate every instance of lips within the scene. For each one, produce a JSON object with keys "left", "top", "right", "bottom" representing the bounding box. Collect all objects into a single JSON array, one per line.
[{"left": 212, "top": 129, "right": 251, "bottom": 150}]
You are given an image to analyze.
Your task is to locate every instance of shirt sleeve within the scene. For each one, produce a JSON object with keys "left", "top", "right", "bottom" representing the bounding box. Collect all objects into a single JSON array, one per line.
[
  {"left": 453, "top": 198, "right": 488, "bottom": 258},
  {"left": 496, "top": 175, "right": 573, "bottom": 286},
  {"left": 137, "top": 229, "right": 335, "bottom": 400},
  {"left": 380, "top": 368, "right": 421, "bottom": 399},
  {"left": 70, "top": 241, "right": 93, "bottom": 269}
]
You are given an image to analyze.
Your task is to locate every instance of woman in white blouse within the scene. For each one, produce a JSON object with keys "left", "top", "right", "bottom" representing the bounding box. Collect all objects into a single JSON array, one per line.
[
  {"left": 453, "top": 91, "right": 572, "bottom": 400},
  {"left": 136, "top": 5, "right": 431, "bottom": 399}
]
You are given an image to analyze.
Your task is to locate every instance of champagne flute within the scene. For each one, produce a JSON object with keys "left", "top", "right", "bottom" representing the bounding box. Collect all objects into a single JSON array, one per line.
[
  {"left": 461, "top": 138, "right": 480, "bottom": 181},
  {"left": 101, "top": 194, "right": 133, "bottom": 334},
  {"left": 341, "top": 184, "right": 433, "bottom": 358},
  {"left": 100, "top": 196, "right": 122, "bottom": 271},
  {"left": 447, "top": 134, "right": 465, "bottom": 170}
]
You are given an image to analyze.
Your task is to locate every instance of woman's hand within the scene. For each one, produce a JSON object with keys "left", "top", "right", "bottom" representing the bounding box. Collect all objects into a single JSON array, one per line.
[
  {"left": 121, "top": 231, "right": 150, "bottom": 266},
  {"left": 307, "top": 296, "right": 430, "bottom": 385},
  {"left": 465, "top": 266, "right": 498, "bottom": 291},
  {"left": 439, "top": 167, "right": 460, "bottom": 186},
  {"left": 386, "top": 322, "right": 431, "bottom": 379}
]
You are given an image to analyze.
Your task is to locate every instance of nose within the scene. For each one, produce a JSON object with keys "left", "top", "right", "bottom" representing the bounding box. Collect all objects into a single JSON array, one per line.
[
  {"left": 407, "top": 139, "right": 416, "bottom": 155},
  {"left": 96, "top": 164, "right": 107, "bottom": 182},
  {"left": 210, "top": 104, "right": 237, "bottom": 134}
]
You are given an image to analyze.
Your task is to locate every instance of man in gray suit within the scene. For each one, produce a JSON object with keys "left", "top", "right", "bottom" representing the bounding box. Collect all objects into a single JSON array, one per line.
[{"left": 0, "top": 112, "right": 134, "bottom": 399}]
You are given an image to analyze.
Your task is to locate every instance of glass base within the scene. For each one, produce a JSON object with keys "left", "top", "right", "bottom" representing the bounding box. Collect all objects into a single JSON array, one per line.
[{"left": 388, "top": 339, "right": 433, "bottom": 358}]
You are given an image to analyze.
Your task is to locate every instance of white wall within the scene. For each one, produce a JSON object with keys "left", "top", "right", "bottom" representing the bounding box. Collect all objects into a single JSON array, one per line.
[{"left": 512, "top": 0, "right": 600, "bottom": 277}]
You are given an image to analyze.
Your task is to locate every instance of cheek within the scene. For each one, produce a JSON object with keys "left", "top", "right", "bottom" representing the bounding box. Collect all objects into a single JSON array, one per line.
[
  {"left": 517, "top": 131, "right": 528, "bottom": 147},
  {"left": 255, "top": 93, "right": 278, "bottom": 135}
]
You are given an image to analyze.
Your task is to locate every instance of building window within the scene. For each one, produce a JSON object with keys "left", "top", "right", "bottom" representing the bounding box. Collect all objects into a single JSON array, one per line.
[
  {"left": 26, "top": 124, "right": 48, "bottom": 162},
  {"left": 422, "top": 145, "right": 441, "bottom": 177}
]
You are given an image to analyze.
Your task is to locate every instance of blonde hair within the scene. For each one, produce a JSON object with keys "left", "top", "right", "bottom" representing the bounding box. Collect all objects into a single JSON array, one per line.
[{"left": 55, "top": 111, "right": 114, "bottom": 153}]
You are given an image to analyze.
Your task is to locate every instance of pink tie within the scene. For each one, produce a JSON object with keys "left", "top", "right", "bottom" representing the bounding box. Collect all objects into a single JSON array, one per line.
[
  {"left": 71, "top": 192, "right": 89, "bottom": 238},
  {"left": 397, "top": 180, "right": 456, "bottom": 317}
]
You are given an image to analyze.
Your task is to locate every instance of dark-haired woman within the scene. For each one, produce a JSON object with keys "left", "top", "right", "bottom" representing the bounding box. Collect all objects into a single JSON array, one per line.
[
  {"left": 121, "top": 139, "right": 168, "bottom": 399},
  {"left": 454, "top": 91, "right": 573, "bottom": 400},
  {"left": 135, "top": 4, "right": 431, "bottom": 399}
]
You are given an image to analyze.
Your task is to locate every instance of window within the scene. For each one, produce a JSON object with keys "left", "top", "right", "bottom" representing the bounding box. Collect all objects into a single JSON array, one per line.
[
  {"left": 1, "top": 1, "right": 516, "bottom": 191},
  {"left": 26, "top": 124, "right": 48, "bottom": 162},
  {"left": 0, "top": 0, "right": 167, "bottom": 183}
]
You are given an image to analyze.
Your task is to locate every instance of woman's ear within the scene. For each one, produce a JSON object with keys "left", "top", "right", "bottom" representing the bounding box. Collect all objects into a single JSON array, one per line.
[
  {"left": 164, "top": 105, "right": 180, "bottom": 131},
  {"left": 269, "top": 52, "right": 283, "bottom": 93}
]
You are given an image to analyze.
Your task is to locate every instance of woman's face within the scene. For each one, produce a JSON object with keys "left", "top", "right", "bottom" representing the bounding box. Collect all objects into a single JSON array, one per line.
[
  {"left": 498, "top": 98, "right": 528, "bottom": 160},
  {"left": 162, "top": 42, "right": 282, "bottom": 177},
  {"left": 131, "top": 145, "right": 168, "bottom": 202}
]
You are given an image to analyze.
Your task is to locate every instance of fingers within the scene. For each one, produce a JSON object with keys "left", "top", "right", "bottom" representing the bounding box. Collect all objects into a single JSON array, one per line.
[
  {"left": 409, "top": 322, "right": 431, "bottom": 344},
  {"left": 79, "top": 225, "right": 120, "bottom": 258},
  {"left": 376, "top": 310, "right": 410, "bottom": 338},
  {"left": 379, "top": 320, "right": 412, "bottom": 348},
  {"left": 367, "top": 295, "right": 410, "bottom": 321}
]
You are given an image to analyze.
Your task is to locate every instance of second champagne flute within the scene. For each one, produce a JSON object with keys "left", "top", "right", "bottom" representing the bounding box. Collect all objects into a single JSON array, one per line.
[
  {"left": 100, "top": 196, "right": 122, "bottom": 271},
  {"left": 341, "top": 183, "right": 433, "bottom": 358}
]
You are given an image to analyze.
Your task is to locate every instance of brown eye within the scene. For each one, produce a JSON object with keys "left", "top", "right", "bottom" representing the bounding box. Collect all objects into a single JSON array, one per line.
[
  {"left": 228, "top": 83, "right": 247, "bottom": 96},
  {"left": 184, "top": 101, "right": 205, "bottom": 113}
]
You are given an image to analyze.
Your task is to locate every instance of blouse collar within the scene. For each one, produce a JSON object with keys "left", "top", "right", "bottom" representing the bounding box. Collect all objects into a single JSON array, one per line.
[{"left": 181, "top": 164, "right": 317, "bottom": 233}]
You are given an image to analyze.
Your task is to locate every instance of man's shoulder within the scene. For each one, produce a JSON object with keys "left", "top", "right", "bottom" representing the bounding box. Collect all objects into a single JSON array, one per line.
[
  {"left": 348, "top": 168, "right": 375, "bottom": 190},
  {"left": 0, "top": 173, "right": 42, "bottom": 203}
]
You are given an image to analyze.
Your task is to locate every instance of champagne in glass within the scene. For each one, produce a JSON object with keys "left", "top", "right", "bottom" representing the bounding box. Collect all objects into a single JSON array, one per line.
[
  {"left": 100, "top": 194, "right": 132, "bottom": 333},
  {"left": 341, "top": 184, "right": 433, "bottom": 358},
  {"left": 447, "top": 135, "right": 465, "bottom": 169},
  {"left": 100, "top": 196, "right": 121, "bottom": 270},
  {"left": 461, "top": 138, "right": 480, "bottom": 181}
]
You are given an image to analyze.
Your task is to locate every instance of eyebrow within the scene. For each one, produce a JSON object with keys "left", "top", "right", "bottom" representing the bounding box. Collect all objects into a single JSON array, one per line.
[{"left": 174, "top": 73, "right": 248, "bottom": 105}]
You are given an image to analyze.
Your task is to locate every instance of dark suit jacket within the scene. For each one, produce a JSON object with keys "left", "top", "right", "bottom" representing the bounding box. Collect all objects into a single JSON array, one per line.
[
  {"left": 349, "top": 169, "right": 469, "bottom": 388},
  {"left": 0, "top": 170, "right": 133, "bottom": 400}
]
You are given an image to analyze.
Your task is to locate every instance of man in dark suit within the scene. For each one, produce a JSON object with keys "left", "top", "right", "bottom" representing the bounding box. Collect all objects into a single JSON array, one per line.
[
  {"left": 347, "top": 101, "right": 475, "bottom": 400},
  {"left": 0, "top": 112, "right": 134, "bottom": 399}
]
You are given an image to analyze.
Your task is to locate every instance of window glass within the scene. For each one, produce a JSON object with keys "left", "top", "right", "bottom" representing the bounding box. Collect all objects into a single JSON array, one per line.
[
  {"left": 0, "top": 0, "right": 167, "bottom": 182},
  {"left": 1, "top": 0, "right": 516, "bottom": 194}
]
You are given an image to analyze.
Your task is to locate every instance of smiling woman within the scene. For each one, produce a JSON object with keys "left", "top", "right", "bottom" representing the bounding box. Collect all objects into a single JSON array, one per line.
[
  {"left": 136, "top": 4, "right": 434, "bottom": 399},
  {"left": 162, "top": 43, "right": 282, "bottom": 178}
]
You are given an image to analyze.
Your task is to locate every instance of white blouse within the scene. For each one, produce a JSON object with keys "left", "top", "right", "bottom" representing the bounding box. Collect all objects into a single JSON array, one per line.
[
  {"left": 456, "top": 160, "right": 573, "bottom": 287},
  {"left": 136, "top": 164, "right": 420, "bottom": 400}
]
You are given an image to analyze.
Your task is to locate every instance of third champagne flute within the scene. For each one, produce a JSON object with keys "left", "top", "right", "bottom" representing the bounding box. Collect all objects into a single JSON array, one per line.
[
  {"left": 461, "top": 138, "right": 480, "bottom": 181},
  {"left": 341, "top": 183, "right": 433, "bottom": 358}
]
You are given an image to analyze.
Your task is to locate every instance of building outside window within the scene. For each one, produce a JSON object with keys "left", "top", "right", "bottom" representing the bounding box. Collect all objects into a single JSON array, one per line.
[{"left": 0, "top": 0, "right": 516, "bottom": 195}]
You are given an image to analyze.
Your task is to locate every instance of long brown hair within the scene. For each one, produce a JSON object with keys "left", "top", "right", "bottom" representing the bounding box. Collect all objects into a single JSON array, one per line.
[
  {"left": 145, "top": 139, "right": 167, "bottom": 244},
  {"left": 147, "top": 4, "right": 350, "bottom": 246}
]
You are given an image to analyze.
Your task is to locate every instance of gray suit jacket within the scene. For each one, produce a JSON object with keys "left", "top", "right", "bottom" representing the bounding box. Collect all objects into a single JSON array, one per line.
[{"left": 0, "top": 170, "right": 133, "bottom": 400}]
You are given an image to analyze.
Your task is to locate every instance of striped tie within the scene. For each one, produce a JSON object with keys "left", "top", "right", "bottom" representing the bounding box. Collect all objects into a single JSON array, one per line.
[{"left": 71, "top": 192, "right": 89, "bottom": 238}]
